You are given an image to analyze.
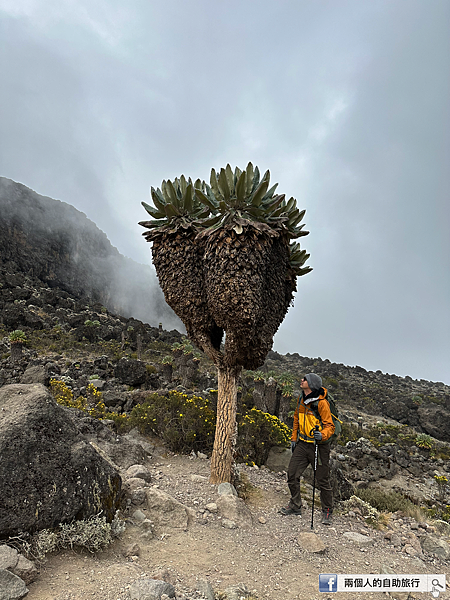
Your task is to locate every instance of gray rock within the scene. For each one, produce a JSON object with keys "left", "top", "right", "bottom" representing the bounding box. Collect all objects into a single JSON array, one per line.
[
  {"left": 297, "top": 532, "right": 327, "bottom": 553},
  {"left": 0, "top": 546, "right": 18, "bottom": 570},
  {"left": 265, "top": 446, "right": 291, "bottom": 472},
  {"left": 11, "top": 555, "right": 39, "bottom": 585},
  {"left": 420, "top": 535, "right": 450, "bottom": 559},
  {"left": 126, "top": 465, "right": 152, "bottom": 482},
  {"left": 0, "top": 384, "right": 121, "bottom": 538},
  {"left": 342, "top": 531, "right": 375, "bottom": 546},
  {"left": 196, "top": 578, "right": 215, "bottom": 600},
  {"left": 145, "top": 488, "right": 190, "bottom": 530},
  {"left": 128, "top": 578, "right": 176, "bottom": 600},
  {"left": 0, "top": 569, "right": 28, "bottom": 600},
  {"left": 217, "top": 482, "right": 237, "bottom": 496},
  {"left": 88, "top": 378, "right": 106, "bottom": 390},
  {"left": 20, "top": 365, "right": 48, "bottom": 385},
  {"left": 216, "top": 495, "right": 253, "bottom": 528},
  {"left": 114, "top": 358, "right": 148, "bottom": 386}
]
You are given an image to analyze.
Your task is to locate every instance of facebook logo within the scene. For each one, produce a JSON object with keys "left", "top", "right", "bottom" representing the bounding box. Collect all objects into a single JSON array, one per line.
[{"left": 319, "top": 574, "right": 338, "bottom": 592}]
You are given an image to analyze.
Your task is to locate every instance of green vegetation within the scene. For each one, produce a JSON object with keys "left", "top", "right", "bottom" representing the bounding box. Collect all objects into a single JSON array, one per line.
[
  {"left": 50, "top": 381, "right": 289, "bottom": 467},
  {"left": 355, "top": 488, "right": 419, "bottom": 515},
  {"left": 14, "top": 512, "right": 125, "bottom": 563},
  {"left": 9, "top": 329, "right": 27, "bottom": 344}
]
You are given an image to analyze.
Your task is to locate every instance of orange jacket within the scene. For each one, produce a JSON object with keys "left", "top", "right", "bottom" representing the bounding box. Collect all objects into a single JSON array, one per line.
[{"left": 292, "top": 387, "right": 335, "bottom": 444}]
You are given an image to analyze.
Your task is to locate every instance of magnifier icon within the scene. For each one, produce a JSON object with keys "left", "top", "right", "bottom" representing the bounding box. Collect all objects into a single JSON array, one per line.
[{"left": 431, "top": 578, "right": 444, "bottom": 599}]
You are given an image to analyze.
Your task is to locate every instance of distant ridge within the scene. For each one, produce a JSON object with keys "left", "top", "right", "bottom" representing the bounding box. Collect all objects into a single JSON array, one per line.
[{"left": 0, "top": 177, "right": 182, "bottom": 330}]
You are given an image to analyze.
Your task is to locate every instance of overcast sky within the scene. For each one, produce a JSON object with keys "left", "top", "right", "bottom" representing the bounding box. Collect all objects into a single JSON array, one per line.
[{"left": 1, "top": 0, "right": 449, "bottom": 384}]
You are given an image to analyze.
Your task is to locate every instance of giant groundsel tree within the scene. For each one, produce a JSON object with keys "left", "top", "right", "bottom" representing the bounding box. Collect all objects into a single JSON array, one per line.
[{"left": 139, "top": 164, "right": 311, "bottom": 483}]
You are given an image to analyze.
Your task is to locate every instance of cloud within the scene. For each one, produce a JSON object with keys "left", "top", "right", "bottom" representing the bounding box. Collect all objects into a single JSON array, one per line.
[{"left": 1, "top": 0, "right": 449, "bottom": 383}]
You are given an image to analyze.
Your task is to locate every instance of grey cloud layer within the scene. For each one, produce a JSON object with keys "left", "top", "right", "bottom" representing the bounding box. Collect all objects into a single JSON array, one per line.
[{"left": 0, "top": 0, "right": 448, "bottom": 382}]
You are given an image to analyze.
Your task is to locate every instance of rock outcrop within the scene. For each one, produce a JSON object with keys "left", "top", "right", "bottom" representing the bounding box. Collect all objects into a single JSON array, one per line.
[
  {"left": 0, "top": 176, "right": 181, "bottom": 329},
  {"left": 0, "top": 384, "right": 122, "bottom": 538}
]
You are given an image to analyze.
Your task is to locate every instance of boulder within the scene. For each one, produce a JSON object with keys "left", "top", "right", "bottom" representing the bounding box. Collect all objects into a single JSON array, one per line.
[
  {"left": 19, "top": 365, "right": 48, "bottom": 385},
  {"left": 0, "top": 569, "right": 28, "bottom": 600},
  {"left": 129, "top": 578, "right": 175, "bottom": 600},
  {"left": 420, "top": 535, "right": 450, "bottom": 559},
  {"left": 216, "top": 495, "right": 253, "bottom": 528},
  {"left": 144, "top": 489, "right": 190, "bottom": 530},
  {"left": 0, "top": 384, "right": 122, "bottom": 537},
  {"left": 297, "top": 532, "right": 326, "bottom": 553},
  {"left": 265, "top": 446, "right": 291, "bottom": 472},
  {"left": 417, "top": 405, "right": 450, "bottom": 442},
  {"left": 11, "top": 555, "right": 38, "bottom": 586},
  {"left": 114, "top": 358, "right": 148, "bottom": 386}
]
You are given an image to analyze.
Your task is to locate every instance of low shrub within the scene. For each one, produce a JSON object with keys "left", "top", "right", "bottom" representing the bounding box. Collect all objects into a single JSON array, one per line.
[
  {"left": 236, "top": 408, "right": 291, "bottom": 466},
  {"left": 355, "top": 487, "right": 420, "bottom": 515},
  {"left": 127, "top": 391, "right": 216, "bottom": 454},
  {"left": 50, "top": 383, "right": 292, "bottom": 466},
  {"left": 16, "top": 512, "right": 125, "bottom": 563}
]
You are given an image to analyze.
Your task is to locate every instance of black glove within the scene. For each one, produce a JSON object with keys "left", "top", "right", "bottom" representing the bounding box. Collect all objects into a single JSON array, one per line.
[
  {"left": 290, "top": 441, "right": 296, "bottom": 452},
  {"left": 313, "top": 430, "right": 322, "bottom": 442}
]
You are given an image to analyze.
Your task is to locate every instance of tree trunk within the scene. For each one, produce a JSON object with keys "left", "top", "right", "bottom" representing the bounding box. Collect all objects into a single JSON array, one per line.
[
  {"left": 10, "top": 342, "right": 23, "bottom": 363},
  {"left": 210, "top": 366, "right": 241, "bottom": 484}
]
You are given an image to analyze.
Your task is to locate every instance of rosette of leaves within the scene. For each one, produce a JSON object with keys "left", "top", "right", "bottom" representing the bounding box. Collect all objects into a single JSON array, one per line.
[
  {"left": 9, "top": 329, "right": 27, "bottom": 362},
  {"left": 194, "top": 163, "right": 311, "bottom": 368},
  {"left": 139, "top": 176, "right": 223, "bottom": 360}
]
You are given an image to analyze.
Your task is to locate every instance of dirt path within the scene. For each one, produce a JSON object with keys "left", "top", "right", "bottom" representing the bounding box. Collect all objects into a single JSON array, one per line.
[{"left": 27, "top": 452, "right": 448, "bottom": 600}]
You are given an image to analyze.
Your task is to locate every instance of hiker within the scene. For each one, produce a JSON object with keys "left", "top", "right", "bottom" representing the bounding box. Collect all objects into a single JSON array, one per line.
[{"left": 279, "top": 373, "right": 334, "bottom": 524}]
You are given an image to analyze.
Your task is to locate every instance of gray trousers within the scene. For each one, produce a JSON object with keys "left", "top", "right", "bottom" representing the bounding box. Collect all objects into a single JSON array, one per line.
[{"left": 287, "top": 440, "right": 333, "bottom": 512}]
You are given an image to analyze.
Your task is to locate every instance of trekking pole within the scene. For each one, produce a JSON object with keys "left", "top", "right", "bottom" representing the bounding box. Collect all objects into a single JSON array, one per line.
[{"left": 311, "top": 425, "right": 319, "bottom": 530}]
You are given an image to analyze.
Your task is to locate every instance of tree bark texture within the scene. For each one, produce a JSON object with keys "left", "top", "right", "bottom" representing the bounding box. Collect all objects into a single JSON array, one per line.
[
  {"left": 10, "top": 343, "right": 23, "bottom": 363},
  {"left": 151, "top": 230, "right": 223, "bottom": 363},
  {"left": 210, "top": 366, "right": 241, "bottom": 484}
]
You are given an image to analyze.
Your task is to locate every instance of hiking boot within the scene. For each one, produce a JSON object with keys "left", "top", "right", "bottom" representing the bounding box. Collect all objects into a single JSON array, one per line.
[
  {"left": 279, "top": 505, "right": 302, "bottom": 516},
  {"left": 321, "top": 509, "right": 332, "bottom": 525}
]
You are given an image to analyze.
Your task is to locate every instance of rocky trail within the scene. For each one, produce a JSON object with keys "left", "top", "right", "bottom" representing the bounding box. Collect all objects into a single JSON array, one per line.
[{"left": 24, "top": 444, "right": 449, "bottom": 600}]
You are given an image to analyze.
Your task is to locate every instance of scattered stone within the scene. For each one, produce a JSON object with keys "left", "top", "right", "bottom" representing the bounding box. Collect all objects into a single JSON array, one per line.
[
  {"left": 196, "top": 578, "right": 215, "bottom": 600},
  {"left": 128, "top": 578, "right": 176, "bottom": 600},
  {"left": 126, "top": 464, "right": 152, "bottom": 482},
  {"left": 217, "top": 483, "right": 238, "bottom": 496},
  {"left": 297, "top": 532, "right": 327, "bottom": 554},
  {"left": 205, "top": 503, "right": 218, "bottom": 513},
  {"left": 123, "top": 543, "right": 140, "bottom": 558},
  {"left": 342, "top": 532, "right": 375, "bottom": 546},
  {"left": 0, "top": 569, "right": 28, "bottom": 600},
  {"left": 258, "top": 516, "right": 267, "bottom": 524},
  {"left": 190, "top": 474, "right": 207, "bottom": 482},
  {"left": 216, "top": 495, "right": 253, "bottom": 528}
]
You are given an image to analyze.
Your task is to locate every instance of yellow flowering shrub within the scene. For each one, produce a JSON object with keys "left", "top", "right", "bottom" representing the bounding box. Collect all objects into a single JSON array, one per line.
[
  {"left": 50, "top": 382, "right": 291, "bottom": 465},
  {"left": 127, "top": 391, "right": 216, "bottom": 454},
  {"left": 237, "top": 408, "right": 291, "bottom": 466},
  {"left": 49, "top": 379, "right": 122, "bottom": 423}
]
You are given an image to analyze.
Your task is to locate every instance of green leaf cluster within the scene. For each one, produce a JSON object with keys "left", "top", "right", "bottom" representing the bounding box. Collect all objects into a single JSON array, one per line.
[
  {"left": 139, "top": 163, "right": 312, "bottom": 277},
  {"left": 9, "top": 329, "right": 27, "bottom": 344},
  {"left": 139, "top": 175, "right": 210, "bottom": 235}
]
